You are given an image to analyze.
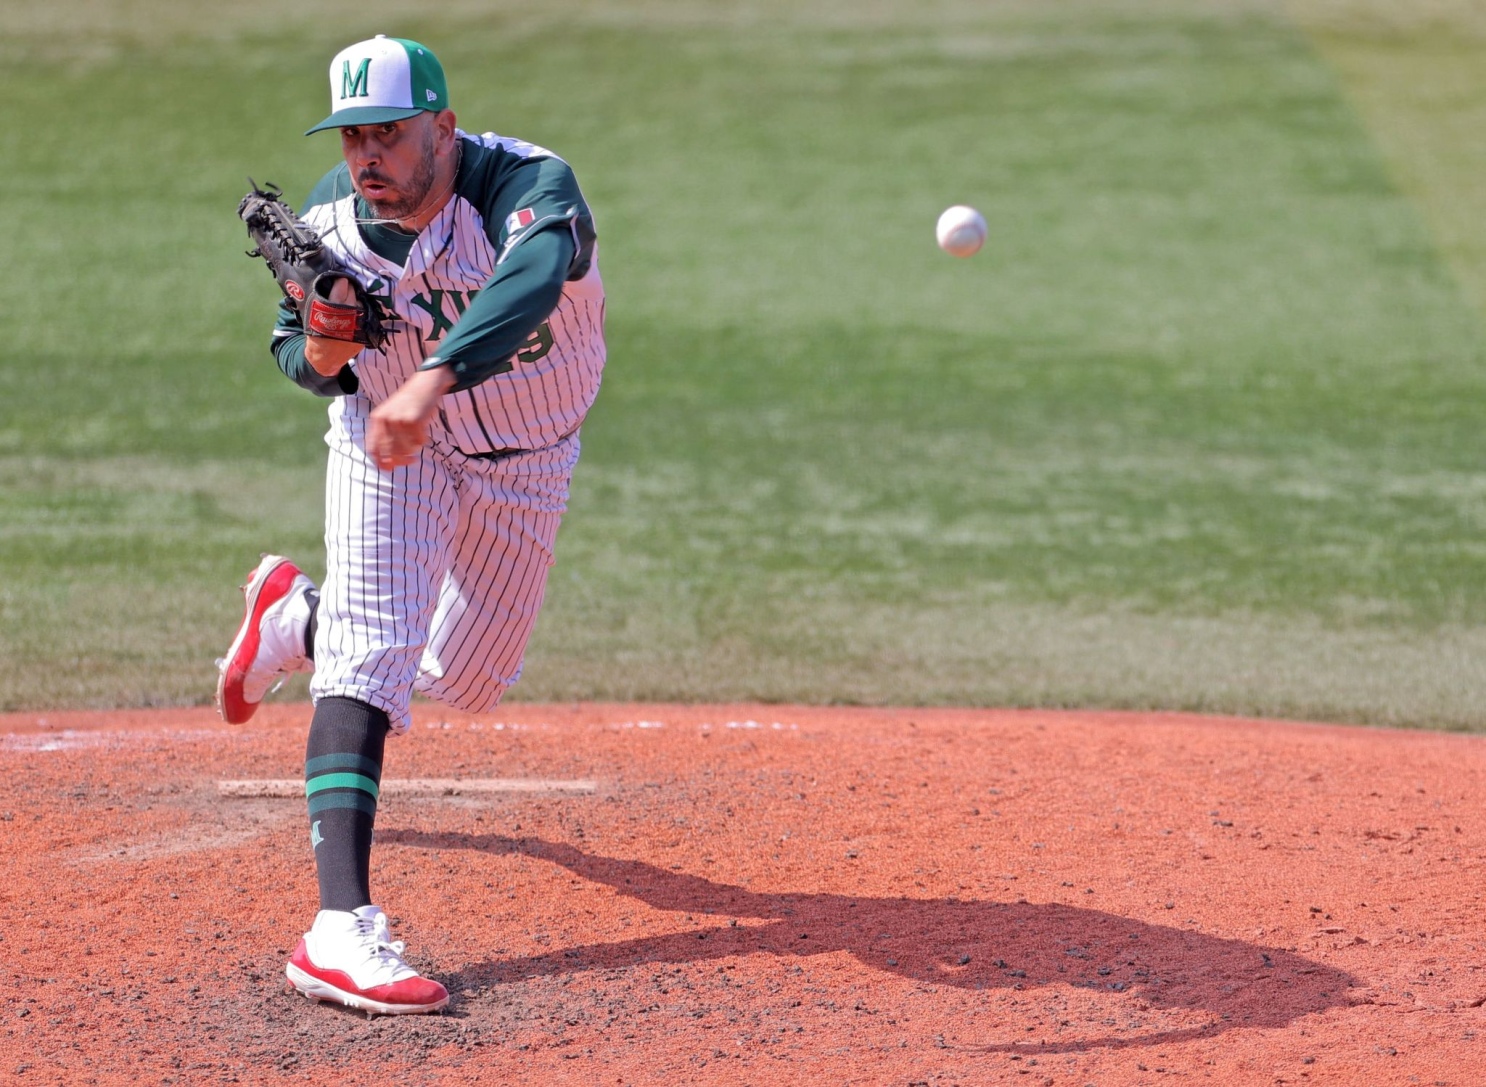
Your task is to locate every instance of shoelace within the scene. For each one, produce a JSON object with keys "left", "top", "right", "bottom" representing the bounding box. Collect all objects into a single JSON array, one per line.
[{"left": 352, "top": 916, "right": 410, "bottom": 972}]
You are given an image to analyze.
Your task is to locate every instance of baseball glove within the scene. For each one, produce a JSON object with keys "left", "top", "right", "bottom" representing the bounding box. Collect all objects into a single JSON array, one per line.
[{"left": 238, "top": 180, "right": 391, "bottom": 349}]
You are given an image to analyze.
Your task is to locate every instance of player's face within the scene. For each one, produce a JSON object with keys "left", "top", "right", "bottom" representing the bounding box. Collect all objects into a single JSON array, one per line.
[{"left": 339, "top": 115, "right": 440, "bottom": 220}]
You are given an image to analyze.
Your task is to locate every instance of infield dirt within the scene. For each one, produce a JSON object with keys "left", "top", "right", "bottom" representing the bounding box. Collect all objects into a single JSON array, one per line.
[{"left": 2, "top": 703, "right": 1483, "bottom": 1084}]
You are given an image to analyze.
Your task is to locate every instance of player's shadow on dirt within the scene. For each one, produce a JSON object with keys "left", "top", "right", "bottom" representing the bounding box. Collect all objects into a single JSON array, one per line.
[{"left": 382, "top": 831, "right": 1359, "bottom": 1054}]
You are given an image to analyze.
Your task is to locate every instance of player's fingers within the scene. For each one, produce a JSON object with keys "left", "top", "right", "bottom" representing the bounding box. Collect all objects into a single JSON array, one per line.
[
  {"left": 372, "top": 446, "right": 410, "bottom": 471},
  {"left": 366, "top": 417, "right": 396, "bottom": 469},
  {"left": 368, "top": 434, "right": 418, "bottom": 472},
  {"left": 388, "top": 415, "right": 430, "bottom": 447}
]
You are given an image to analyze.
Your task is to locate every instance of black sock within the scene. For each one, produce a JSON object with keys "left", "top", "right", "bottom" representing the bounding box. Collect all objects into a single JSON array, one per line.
[
  {"left": 303, "top": 589, "right": 320, "bottom": 662},
  {"left": 305, "top": 696, "right": 389, "bottom": 912}
]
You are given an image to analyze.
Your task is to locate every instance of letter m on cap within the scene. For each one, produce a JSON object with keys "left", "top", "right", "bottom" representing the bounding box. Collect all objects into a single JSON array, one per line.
[{"left": 341, "top": 57, "right": 371, "bottom": 100}]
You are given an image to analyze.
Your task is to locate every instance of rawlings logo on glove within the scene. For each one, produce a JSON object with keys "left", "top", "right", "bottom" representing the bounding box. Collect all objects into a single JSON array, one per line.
[{"left": 238, "top": 180, "right": 392, "bottom": 350}]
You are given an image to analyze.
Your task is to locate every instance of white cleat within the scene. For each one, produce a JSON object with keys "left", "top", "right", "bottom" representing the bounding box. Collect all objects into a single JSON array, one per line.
[{"left": 285, "top": 906, "right": 449, "bottom": 1016}]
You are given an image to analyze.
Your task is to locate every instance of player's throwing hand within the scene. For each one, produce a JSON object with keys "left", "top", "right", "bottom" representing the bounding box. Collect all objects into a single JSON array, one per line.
[{"left": 366, "top": 366, "right": 456, "bottom": 471}]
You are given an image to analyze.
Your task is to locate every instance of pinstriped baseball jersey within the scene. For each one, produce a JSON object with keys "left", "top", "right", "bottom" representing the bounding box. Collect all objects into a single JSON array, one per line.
[
  {"left": 270, "top": 125, "right": 607, "bottom": 731},
  {"left": 278, "top": 129, "right": 606, "bottom": 455}
]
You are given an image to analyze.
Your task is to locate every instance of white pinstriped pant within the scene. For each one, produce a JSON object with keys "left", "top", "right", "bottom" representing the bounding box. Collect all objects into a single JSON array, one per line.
[{"left": 309, "top": 397, "right": 576, "bottom": 734}]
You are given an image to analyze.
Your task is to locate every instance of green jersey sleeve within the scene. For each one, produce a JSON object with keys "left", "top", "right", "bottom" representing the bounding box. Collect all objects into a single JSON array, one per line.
[
  {"left": 464, "top": 142, "right": 596, "bottom": 279},
  {"left": 419, "top": 227, "right": 576, "bottom": 393},
  {"left": 418, "top": 141, "right": 596, "bottom": 389}
]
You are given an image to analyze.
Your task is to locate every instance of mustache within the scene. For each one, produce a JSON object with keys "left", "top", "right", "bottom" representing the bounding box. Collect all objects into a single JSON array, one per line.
[{"left": 357, "top": 170, "right": 393, "bottom": 187}]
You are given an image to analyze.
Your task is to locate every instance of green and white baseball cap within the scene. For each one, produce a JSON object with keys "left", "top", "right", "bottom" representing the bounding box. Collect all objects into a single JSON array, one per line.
[{"left": 305, "top": 35, "right": 449, "bottom": 135}]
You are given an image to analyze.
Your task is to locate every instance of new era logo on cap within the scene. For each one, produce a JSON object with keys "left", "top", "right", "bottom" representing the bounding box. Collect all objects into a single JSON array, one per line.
[{"left": 306, "top": 35, "right": 449, "bottom": 136}]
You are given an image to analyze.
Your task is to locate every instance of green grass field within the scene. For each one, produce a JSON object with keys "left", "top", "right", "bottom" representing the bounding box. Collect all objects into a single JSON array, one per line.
[{"left": 4, "top": 0, "right": 1486, "bottom": 727}]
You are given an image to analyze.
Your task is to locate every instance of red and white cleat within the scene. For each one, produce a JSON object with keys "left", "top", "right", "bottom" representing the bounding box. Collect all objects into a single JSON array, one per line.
[
  {"left": 214, "top": 554, "right": 315, "bottom": 724},
  {"left": 286, "top": 906, "right": 449, "bottom": 1015}
]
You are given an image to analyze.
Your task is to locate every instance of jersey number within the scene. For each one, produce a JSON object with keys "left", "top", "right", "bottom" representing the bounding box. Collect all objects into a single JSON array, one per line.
[
  {"left": 489, "top": 322, "right": 554, "bottom": 376},
  {"left": 516, "top": 322, "right": 554, "bottom": 364}
]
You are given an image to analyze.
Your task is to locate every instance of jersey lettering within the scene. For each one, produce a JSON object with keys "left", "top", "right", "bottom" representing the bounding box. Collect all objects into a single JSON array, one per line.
[
  {"left": 407, "top": 288, "right": 550, "bottom": 367},
  {"left": 409, "top": 289, "right": 459, "bottom": 342},
  {"left": 364, "top": 278, "right": 398, "bottom": 322}
]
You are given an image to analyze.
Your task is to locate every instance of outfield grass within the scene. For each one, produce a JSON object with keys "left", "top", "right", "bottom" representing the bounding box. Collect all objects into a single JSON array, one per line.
[{"left": 3, "top": 0, "right": 1486, "bottom": 727}]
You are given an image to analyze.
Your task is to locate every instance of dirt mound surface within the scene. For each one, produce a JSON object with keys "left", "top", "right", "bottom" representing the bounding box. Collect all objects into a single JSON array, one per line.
[{"left": 2, "top": 704, "right": 1482, "bottom": 1084}]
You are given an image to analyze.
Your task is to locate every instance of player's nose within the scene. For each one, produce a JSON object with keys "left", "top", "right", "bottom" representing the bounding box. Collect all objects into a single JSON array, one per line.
[{"left": 348, "top": 135, "right": 382, "bottom": 167}]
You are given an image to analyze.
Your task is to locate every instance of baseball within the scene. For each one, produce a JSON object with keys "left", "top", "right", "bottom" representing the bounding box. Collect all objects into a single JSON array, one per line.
[{"left": 936, "top": 205, "right": 987, "bottom": 258}]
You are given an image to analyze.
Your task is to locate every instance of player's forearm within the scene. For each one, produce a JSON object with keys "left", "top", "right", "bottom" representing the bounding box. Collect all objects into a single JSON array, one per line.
[
  {"left": 419, "top": 227, "right": 576, "bottom": 392},
  {"left": 271, "top": 333, "right": 361, "bottom": 397}
]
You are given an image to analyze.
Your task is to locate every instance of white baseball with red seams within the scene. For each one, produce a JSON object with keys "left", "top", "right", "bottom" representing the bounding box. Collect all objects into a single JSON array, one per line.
[{"left": 936, "top": 205, "right": 987, "bottom": 258}]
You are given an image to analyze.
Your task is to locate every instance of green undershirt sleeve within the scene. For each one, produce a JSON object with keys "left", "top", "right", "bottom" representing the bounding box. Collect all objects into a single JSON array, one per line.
[
  {"left": 271, "top": 332, "right": 361, "bottom": 397},
  {"left": 418, "top": 225, "right": 577, "bottom": 393}
]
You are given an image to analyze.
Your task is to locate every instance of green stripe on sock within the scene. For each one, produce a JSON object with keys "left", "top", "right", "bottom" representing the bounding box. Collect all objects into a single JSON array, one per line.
[
  {"left": 305, "top": 752, "right": 382, "bottom": 779},
  {"left": 305, "top": 772, "right": 379, "bottom": 799},
  {"left": 308, "top": 791, "right": 379, "bottom": 818}
]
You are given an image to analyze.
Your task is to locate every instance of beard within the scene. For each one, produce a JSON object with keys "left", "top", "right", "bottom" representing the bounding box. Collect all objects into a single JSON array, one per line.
[{"left": 360, "top": 129, "right": 438, "bottom": 221}]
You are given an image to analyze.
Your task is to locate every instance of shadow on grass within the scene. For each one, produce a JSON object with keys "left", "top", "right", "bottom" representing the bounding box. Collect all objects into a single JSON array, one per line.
[{"left": 381, "top": 831, "right": 1360, "bottom": 1054}]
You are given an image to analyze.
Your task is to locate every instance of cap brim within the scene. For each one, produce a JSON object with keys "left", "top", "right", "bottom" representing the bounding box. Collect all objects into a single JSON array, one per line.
[{"left": 304, "top": 105, "right": 427, "bottom": 136}]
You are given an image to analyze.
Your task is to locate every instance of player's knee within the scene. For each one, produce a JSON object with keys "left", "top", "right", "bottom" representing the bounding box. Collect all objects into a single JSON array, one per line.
[{"left": 433, "top": 678, "right": 511, "bottom": 715}]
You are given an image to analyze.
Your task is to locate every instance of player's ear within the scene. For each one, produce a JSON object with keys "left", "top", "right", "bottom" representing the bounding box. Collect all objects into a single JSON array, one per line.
[{"left": 435, "top": 109, "right": 458, "bottom": 151}]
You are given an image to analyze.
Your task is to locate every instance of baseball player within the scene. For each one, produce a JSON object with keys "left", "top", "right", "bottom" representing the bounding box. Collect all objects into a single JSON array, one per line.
[{"left": 216, "top": 35, "right": 605, "bottom": 1015}]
